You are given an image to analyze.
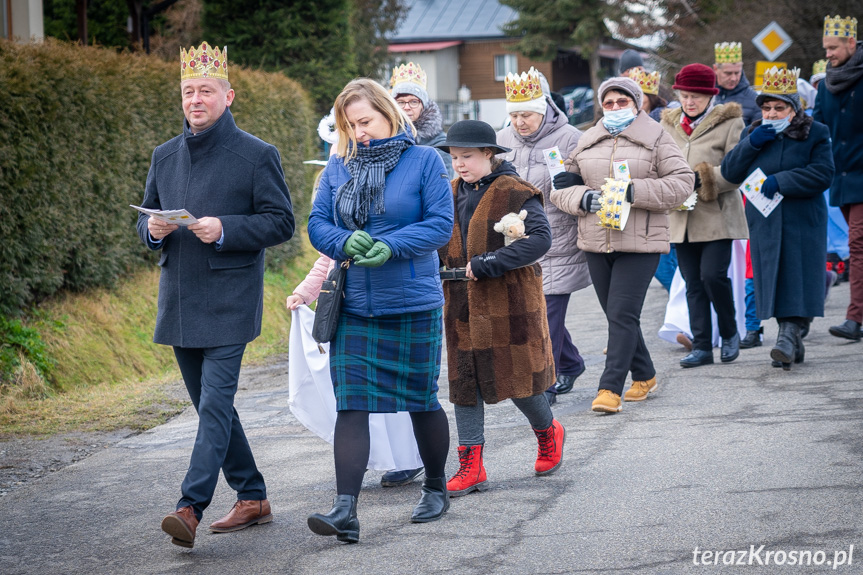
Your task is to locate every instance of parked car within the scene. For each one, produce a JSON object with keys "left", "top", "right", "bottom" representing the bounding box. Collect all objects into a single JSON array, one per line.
[{"left": 562, "top": 86, "right": 595, "bottom": 127}]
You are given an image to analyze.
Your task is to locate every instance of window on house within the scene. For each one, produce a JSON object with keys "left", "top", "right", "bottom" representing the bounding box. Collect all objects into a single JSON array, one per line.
[{"left": 494, "top": 54, "right": 518, "bottom": 81}]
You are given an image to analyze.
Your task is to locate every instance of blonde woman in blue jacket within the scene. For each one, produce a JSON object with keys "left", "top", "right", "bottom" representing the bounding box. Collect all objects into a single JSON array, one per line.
[{"left": 306, "top": 78, "right": 454, "bottom": 543}]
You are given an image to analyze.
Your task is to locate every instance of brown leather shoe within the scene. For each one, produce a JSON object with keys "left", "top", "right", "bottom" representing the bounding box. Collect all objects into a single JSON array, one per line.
[
  {"left": 209, "top": 499, "right": 273, "bottom": 533},
  {"left": 161, "top": 506, "right": 198, "bottom": 548}
]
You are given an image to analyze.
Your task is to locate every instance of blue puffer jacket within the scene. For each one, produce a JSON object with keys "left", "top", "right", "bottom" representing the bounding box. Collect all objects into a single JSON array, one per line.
[{"left": 308, "top": 132, "right": 454, "bottom": 317}]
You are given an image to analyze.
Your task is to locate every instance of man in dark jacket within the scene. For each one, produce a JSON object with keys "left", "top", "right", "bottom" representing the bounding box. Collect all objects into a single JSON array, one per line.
[
  {"left": 136, "top": 42, "right": 294, "bottom": 548},
  {"left": 815, "top": 16, "right": 863, "bottom": 341},
  {"left": 391, "top": 61, "right": 454, "bottom": 178},
  {"left": 714, "top": 42, "right": 760, "bottom": 126}
]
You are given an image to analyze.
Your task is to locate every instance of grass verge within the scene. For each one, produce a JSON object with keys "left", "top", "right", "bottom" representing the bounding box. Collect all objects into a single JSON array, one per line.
[{"left": 0, "top": 231, "right": 319, "bottom": 436}]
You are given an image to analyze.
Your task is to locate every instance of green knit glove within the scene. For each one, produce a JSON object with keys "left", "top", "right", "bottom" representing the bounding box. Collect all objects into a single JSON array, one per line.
[
  {"left": 354, "top": 241, "right": 392, "bottom": 267},
  {"left": 344, "top": 230, "right": 374, "bottom": 258}
]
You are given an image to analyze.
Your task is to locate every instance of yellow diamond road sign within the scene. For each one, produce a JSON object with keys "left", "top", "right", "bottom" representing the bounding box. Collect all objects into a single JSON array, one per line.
[{"left": 753, "top": 21, "right": 792, "bottom": 61}]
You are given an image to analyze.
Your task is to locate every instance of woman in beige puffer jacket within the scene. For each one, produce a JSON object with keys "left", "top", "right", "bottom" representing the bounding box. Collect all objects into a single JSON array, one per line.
[
  {"left": 660, "top": 63, "right": 748, "bottom": 370},
  {"left": 550, "top": 77, "right": 693, "bottom": 414}
]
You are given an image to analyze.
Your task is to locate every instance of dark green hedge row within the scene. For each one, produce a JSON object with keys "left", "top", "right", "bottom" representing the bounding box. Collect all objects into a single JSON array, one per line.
[{"left": 0, "top": 39, "right": 315, "bottom": 316}]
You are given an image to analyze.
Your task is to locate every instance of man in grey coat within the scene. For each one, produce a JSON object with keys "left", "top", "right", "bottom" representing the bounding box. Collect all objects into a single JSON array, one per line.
[{"left": 136, "top": 42, "right": 294, "bottom": 549}]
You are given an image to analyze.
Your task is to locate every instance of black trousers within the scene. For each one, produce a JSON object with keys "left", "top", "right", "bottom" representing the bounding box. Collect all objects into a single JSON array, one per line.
[
  {"left": 173, "top": 344, "right": 266, "bottom": 519},
  {"left": 675, "top": 239, "right": 736, "bottom": 351},
  {"left": 586, "top": 252, "right": 659, "bottom": 396}
]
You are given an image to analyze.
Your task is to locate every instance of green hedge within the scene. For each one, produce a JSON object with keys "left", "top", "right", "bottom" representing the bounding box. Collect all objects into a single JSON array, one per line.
[{"left": 0, "top": 39, "right": 315, "bottom": 316}]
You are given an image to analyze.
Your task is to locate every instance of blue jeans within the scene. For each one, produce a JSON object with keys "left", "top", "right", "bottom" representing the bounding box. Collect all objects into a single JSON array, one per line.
[{"left": 744, "top": 278, "right": 760, "bottom": 331}]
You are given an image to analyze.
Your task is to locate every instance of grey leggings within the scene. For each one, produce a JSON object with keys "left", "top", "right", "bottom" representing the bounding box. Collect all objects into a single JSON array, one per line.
[{"left": 454, "top": 388, "right": 553, "bottom": 446}]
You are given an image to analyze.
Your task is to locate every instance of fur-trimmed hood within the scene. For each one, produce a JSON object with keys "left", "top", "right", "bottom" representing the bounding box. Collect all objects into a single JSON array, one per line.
[
  {"left": 414, "top": 100, "right": 444, "bottom": 143},
  {"left": 662, "top": 102, "right": 742, "bottom": 139},
  {"left": 747, "top": 113, "right": 814, "bottom": 141}
]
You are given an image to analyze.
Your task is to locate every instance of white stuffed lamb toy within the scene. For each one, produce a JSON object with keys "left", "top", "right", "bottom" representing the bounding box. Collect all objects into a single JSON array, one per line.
[{"left": 494, "top": 210, "right": 529, "bottom": 246}]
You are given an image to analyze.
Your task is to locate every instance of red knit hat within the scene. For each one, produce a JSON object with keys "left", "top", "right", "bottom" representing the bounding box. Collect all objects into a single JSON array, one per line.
[{"left": 673, "top": 64, "right": 719, "bottom": 95}]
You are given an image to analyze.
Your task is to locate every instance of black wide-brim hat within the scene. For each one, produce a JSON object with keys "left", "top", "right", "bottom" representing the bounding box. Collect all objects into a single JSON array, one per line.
[{"left": 435, "top": 120, "right": 511, "bottom": 154}]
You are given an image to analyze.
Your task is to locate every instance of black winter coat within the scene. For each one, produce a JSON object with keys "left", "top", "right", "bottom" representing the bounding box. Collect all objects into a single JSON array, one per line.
[
  {"left": 136, "top": 108, "right": 295, "bottom": 347},
  {"left": 721, "top": 115, "right": 834, "bottom": 319}
]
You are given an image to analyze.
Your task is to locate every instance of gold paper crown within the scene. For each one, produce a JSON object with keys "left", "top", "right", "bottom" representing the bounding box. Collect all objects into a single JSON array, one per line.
[
  {"left": 761, "top": 66, "right": 799, "bottom": 95},
  {"left": 390, "top": 62, "right": 427, "bottom": 90},
  {"left": 824, "top": 15, "right": 857, "bottom": 38},
  {"left": 714, "top": 42, "right": 742, "bottom": 64},
  {"left": 597, "top": 179, "right": 630, "bottom": 230},
  {"left": 180, "top": 42, "right": 228, "bottom": 81},
  {"left": 631, "top": 69, "right": 660, "bottom": 95},
  {"left": 812, "top": 59, "right": 827, "bottom": 76},
  {"left": 505, "top": 67, "right": 544, "bottom": 103}
]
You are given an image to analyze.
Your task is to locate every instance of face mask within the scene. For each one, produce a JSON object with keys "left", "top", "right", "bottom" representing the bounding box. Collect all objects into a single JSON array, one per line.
[
  {"left": 762, "top": 116, "right": 791, "bottom": 134},
  {"left": 602, "top": 107, "right": 637, "bottom": 132}
]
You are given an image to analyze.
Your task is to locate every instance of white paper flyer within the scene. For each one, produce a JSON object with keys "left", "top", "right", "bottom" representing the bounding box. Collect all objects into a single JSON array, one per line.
[
  {"left": 739, "top": 168, "right": 782, "bottom": 217},
  {"left": 130, "top": 205, "right": 199, "bottom": 226}
]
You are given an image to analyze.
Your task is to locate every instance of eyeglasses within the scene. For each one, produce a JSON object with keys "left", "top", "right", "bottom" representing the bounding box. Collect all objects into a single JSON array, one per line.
[
  {"left": 396, "top": 99, "right": 423, "bottom": 109},
  {"left": 602, "top": 98, "right": 632, "bottom": 110},
  {"left": 760, "top": 104, "right": 788, "bottom": 113}
]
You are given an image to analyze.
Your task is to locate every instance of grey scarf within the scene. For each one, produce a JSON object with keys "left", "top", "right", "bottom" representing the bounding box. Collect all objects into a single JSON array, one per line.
[
  {"left": 825, "top": 42, "right": 863, "bottom": 95},
  {"left": 336, "top": 135, "right": 413, "bottom": 231}
]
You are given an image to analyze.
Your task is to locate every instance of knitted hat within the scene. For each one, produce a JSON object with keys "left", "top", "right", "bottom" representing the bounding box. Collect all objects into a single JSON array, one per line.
[
  {"left": 435, "top": 120, "right": 511, "bottom": 154},
  {"left": 757, "top": 92, "right": 801, "bottom": 113},
  {"left": 673, "top": 64, "right": 720, "bottom": 95},
  {"left": 618, "top": 49, "right": 645, "bottom": 75},
  {"left": 598, "top": 77, "right": 643, "bottom": 109},
  {"left": 390, "top": 62, "right": 430, "bottom": 109}
]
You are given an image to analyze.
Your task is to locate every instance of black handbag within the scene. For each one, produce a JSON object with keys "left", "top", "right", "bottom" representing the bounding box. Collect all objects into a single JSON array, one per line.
[{"left": 312, "top": 260, "right": 350, "bottom": 349}]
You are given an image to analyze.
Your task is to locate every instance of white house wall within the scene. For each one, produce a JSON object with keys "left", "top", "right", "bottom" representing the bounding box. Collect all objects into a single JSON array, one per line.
[
  {"left": 10, "top": 0, "right": 44, "bottom": 42},
  {"left": 393, "top": 47, "right": 459, "bottom": 102}
]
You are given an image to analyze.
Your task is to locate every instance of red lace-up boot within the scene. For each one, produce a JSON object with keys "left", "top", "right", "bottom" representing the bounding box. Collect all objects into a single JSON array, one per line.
[
  {"left": 533, "top": 419, "right": 565, "bottom": 476},
  {"left": 446, "top": 445, "right": 488, "bottom": 496}
]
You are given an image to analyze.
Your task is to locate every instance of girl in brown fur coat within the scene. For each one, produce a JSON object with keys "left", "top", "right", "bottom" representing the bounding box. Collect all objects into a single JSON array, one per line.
[{"left": 435, "top": 120, "right": 566, "bottom": 496}]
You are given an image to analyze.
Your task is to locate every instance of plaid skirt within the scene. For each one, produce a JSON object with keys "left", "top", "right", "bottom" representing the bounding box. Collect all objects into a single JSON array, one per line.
[{"left": 330, "top": 308, "right": 443, "bottom": 412}]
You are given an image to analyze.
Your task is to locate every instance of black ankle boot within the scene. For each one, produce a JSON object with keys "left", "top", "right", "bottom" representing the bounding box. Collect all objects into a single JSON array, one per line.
[
  {"left": 740, "top": 327, "right": 763, "bottom": 349},
  {"left": 308, "top": 495, "right": 359, "bottom": 543},
  {"left": 770, "top": 321, "right": 800, "bottom": 367},
  {"left": 410, "top": 476, "right": 449, "bottom": 523}
]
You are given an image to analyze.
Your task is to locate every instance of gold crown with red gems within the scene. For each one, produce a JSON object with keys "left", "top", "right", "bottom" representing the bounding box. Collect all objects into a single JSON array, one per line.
[
  {"left": 631, "top": 69, "right": 660, "bottom": 95},
  {"left": 824, "top": 15, "right": 857, "bottom": 38},
  {"left": 715, "top": 42, "right": 742, "bottom": 64},
  {"left": 181, "top": 42, "right": 228, "bottom": 82},
  {"left": 761, "top": 66, "right": 799, "bottom": 96},
  {"left": 389, "top": 62, "right": 427, "bottom": 89},
  {"left": 505, "top": 67, "right": 543, "bottom": 103}
]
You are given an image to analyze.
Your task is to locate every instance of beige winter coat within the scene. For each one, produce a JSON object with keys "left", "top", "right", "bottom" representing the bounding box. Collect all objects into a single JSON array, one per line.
[
  {"left": 660, "top": 103, "right": 749, "bottom": 243},
  {"left": 549, "top": 111, "right": 694, "bottom": 254}
]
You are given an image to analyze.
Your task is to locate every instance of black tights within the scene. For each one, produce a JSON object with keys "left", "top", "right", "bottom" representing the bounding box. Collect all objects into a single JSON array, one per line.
[{"left": 334, "top": 408, "right": 450, "bottom": 497}]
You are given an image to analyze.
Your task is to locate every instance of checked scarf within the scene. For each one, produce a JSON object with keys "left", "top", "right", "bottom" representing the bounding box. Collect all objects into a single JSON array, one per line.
[{"left": 336, "top": 136, "right": 413, "bottom": 231}]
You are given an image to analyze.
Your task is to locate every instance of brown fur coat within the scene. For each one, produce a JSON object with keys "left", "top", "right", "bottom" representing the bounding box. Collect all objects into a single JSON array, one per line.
[{"left": 439, "top": 175, "right": 555, "bottom": 406}]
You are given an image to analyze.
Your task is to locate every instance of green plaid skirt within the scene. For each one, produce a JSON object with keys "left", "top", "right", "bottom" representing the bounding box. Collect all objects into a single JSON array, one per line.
[{"left": 330, "top": 308, "right": 443, "bottom": 412}]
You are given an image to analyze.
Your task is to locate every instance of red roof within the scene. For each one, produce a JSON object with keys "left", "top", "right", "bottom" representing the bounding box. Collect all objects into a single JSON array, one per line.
[{"left": 388, "top": 41, "right": 462, "bottom": 53}]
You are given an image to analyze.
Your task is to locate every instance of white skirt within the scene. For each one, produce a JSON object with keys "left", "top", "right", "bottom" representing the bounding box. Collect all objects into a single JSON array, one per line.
[
  {"left": 288, "top": 305, "right": 423, "bottom": 472},
  {"left": 658, "top": 239, "right": 748, "bottom": 347}
]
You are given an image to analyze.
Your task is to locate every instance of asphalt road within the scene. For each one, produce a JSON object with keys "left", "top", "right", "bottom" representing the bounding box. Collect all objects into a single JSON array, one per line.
[{"left": 1, "top": 279, "right": 861, "bottom": 575}]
